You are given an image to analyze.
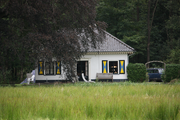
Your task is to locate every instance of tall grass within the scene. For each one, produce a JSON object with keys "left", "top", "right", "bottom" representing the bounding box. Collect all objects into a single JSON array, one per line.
[{"left": 0, "top": 82, "right": 180, "bottom": 120}]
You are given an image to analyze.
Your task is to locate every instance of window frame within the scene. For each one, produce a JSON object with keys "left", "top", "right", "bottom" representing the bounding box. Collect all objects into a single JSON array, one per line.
[
  {"left": 45, "top": 62, "right": 54, "bottom": 75},
  {"left": 109, "top": 61, "right": 118, "bottom": 74}
]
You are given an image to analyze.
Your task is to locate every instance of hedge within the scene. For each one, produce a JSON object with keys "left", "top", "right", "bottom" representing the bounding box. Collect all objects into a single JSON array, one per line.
[
  {"left": 127, "top": 63, "right": 146, "bottom": 82},
  {"left": 164, "top": 64, "right": 180, "bottom": 82}
]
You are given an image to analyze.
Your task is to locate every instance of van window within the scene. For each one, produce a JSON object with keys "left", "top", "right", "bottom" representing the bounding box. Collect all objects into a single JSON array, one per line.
[
  {"left": 147, "top": 70, "right": 153, "bottom": 73},
  {"left": 154, "top": 70, "right": 159, "bottom": 73},
  {"left": 158, "top": 69, "right": 164, "bottom": 73}
]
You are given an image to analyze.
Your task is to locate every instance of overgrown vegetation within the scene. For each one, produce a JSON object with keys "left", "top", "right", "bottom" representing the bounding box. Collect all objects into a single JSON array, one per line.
[
  {"left": 127, "top": 63, "right": 146, "bottom": 82},
  {"left": 163, "top": 64, "right": 180, "bottom": 82},
  {"left": 0, "top": 82, "right": 179, "bottom": 120}
]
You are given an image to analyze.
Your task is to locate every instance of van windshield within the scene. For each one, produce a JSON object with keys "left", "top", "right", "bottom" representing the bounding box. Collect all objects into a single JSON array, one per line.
[
  {"left": 158, "top": 69, "right": 164, "bottom": 73},
  {"left": 147, "top": 70, "right": 154, "bottom": 73},
  {"left": 147, "top": 69, "right": 164, "bottom": 73}
]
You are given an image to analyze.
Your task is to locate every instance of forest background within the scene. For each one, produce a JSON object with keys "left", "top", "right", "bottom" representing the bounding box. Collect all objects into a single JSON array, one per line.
[
  {"left": 0, "top": 0, "right": 180, "bottom": 83},
  {"left": 96, "top": 0, "right": 180, "bottom": 64}
]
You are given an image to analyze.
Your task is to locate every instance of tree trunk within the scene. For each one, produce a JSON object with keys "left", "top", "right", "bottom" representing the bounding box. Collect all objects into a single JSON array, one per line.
[{"left": 147, "top": 0, "right": 151, "bottom": 68}]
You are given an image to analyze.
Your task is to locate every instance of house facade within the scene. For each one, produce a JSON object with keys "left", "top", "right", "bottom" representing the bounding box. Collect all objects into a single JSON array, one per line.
[{"left": 35, "top": 31, "right": 134, "bottom": 82}]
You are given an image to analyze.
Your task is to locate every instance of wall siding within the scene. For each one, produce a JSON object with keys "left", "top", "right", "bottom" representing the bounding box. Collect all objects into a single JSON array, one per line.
[
  {"left": 35, "top": 53, "right": 129, "bottom": 81},
  {"left": 81, "top": 54, "right": 128, "bottom": 81}
]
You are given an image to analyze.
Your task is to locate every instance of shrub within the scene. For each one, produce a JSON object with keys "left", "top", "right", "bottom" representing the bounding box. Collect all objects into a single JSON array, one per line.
[
  {"left": 164, "top": 64, "right": 180, "bottom": 82},
  {"left": 127, "top": 63, "right": 146, "bottom": 82},
  {"left": 145, "top": 72, "right": 149, "bottom": 82},
  {"left": 161, "top": 71, "right": 166, "bottom": 82}
]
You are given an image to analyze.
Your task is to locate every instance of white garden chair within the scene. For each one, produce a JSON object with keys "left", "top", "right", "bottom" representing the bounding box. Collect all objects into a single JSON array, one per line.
[
  {"left": 82, "top": 73, "right": 95, "bottom": 83},
  {"left": 26, "top": 73, "right": 34, "bottom": 84}
]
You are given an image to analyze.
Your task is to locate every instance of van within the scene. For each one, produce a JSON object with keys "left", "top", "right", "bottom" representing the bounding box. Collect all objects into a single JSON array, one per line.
[{"left": 147, "top": 68, "right": 164, "bottom": 82}]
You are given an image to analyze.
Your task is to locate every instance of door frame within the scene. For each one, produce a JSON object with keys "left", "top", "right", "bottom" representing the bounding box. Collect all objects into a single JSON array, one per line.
[{"left": 77, "top": 58, "right": 91, "bottom": 81}]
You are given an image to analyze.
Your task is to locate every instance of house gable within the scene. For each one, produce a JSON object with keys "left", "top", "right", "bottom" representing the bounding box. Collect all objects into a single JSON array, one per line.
[{"left": 87, "top": 30, "right": 135, "bottom": 54}]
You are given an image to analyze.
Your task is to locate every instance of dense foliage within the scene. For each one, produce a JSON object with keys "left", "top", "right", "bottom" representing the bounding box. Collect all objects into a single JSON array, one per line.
[
  {"left": 96, "top": 0, "right": 180, "bottom": 65},
  {"left": 0, "top": 0, "right": 106, "bottom": 83},
  {"left": 127, "top": 63, "right": 146, "bottom": 82},
  {"left": 164, "top": 64, "right": 180, "bottom": 82}
]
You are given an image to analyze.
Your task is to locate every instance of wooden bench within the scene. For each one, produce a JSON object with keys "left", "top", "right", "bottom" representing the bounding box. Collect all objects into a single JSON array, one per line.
[{"left": 96, "top": 73, "right": 113, "bottom": 82}]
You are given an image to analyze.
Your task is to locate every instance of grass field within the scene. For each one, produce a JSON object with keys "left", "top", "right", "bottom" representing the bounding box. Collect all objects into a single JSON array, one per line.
[{"left": 0, "top": 82, "right": 180, "bottom": 120}]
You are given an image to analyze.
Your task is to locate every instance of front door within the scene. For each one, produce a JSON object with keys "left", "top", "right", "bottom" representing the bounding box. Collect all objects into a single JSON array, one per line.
[{"left": 77, "top": 61, "right": 88, "bottom": 81}]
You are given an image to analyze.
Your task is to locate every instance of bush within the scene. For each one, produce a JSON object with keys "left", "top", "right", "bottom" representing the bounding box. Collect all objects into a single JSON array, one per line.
[
  {"left": 164, "top": 64, "right": 180, "bottom": 82},
  {"left": 127, "top": 63, "right": 146, "bottom": 82},
  {"left": 161, "top": 71, "right": 166, "bottom": 82}
]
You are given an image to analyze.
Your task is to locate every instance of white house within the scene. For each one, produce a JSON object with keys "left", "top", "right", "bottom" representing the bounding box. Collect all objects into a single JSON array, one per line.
[{"left": 35, "top": 31, "right": 135, "bottom": 83}]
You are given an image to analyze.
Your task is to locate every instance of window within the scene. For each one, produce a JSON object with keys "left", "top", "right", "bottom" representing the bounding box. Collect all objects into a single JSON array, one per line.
[
  {"left": 147, "top": 69, "right": 160, "bottom": 73},
  {"left": 102, "top": 60, "right": 125, "bottom": 74},
  {"left": 45, "top": 62, "right": 54, "bottom": 75},
  {"left": 154, "top": 70, "right": 159, "bottom": 73},
  {"left": 109, "top": 61, "right": 118, "bottom": 74},
  {"left": 147, "top": 70, "right": 153, "bottom": 73},
  {"left": 38, "top": 61, "right": 61, "bottom": 75},
  {"left": 38, "top": 61, "right": 44, "bottom": 75}
]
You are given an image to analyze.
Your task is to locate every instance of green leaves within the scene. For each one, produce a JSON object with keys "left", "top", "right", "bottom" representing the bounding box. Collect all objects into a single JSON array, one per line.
[
  {"left": 166, "top": 48, "right": 180, "bottom": 64},
  {"left": 127, "top": 63, "right": 146, "bottom": 82},
  {"left": 0, "top": 0, "right": 106, "bottom": 83},
  {"left": 164, "top": 64, "right": 180, "bottom": 82},
  {"left": 97, "top": 0, "right": 180, "bottom": 64}
]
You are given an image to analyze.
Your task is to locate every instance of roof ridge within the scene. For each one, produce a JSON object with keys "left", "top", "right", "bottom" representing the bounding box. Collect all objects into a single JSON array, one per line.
[{"left": 103, "top": 30, "right": 135, "bottom": 51}]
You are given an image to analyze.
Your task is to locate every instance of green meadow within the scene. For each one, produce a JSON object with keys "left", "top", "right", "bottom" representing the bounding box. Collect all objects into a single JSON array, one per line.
[{"left": 0, "top": 82, "right": 180, "bottom": 120}]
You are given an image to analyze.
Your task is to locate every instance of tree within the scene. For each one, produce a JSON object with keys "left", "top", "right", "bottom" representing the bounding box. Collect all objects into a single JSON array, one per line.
[
  {"left": 0, "top": 0, "right": 106, "bottom": 83},
  {"left": 96, "top": 0, "right": 180, "bottom": 66},
  {"left": 165, "top": 0, "right": 180, "bottom": 64},
  {"left": 166, "top": 48, "right": 180, "bottom": 64},
  {"left": 147, "top": 0, "right": 158, "bottom": 67},
  {"left": 96, "top": 0, "right": 148, "bottom": 63}
]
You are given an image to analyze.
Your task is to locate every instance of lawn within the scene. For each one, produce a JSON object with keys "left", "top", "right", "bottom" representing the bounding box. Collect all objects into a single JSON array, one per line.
[{"left": 0, "top": 82, "right": 180, "bottom": 120}]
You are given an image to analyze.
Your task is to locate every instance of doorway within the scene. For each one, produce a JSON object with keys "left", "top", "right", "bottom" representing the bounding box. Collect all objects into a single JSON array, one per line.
[{"left": 77, "top": 61, "right": 88, "bottom": 81}]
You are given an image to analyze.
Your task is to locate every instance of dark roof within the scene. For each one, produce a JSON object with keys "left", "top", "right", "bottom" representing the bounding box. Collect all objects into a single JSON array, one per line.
[{"left": 88, "top": 31, "right": 135, "bottom": 53}]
